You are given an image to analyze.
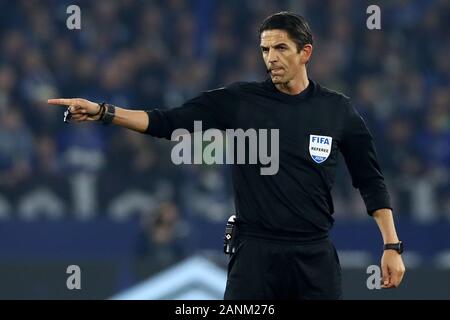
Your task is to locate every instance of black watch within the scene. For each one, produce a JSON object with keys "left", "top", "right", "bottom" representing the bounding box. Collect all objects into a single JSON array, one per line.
[
  {"left": 384, "top": 241, "right": 403, "bottom": 254},
  {"left": 101, "top": 103, "right": 116, "bottom": 125}
]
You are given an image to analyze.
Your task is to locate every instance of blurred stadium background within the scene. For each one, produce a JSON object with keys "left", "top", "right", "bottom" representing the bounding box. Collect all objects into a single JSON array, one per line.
[{"left": 0, "top": 0, "right": 448, "bottom": 299}]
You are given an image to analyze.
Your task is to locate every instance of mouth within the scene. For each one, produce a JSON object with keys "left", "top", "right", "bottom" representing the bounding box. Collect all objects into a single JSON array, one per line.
[{"left": 270, "top": 67, "right": 284, "bottom": 75}]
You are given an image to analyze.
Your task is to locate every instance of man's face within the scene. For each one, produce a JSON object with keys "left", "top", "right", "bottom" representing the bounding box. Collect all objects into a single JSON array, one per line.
[{"left": 260, "top": 29, "right": 306, "bottom": 84}]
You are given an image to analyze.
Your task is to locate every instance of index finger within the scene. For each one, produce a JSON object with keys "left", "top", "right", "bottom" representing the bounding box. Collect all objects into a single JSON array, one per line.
[
  {"left": 387, "top": 271, "right": 400, "bottom": 288},
  {"left": 47, "top": 98, "right": 74, "bottom": 106}
]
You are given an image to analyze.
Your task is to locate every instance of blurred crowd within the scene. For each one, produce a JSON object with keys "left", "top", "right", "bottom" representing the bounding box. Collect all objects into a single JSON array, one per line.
[{"left": 0, "top": 0, "right": 449, "bottom": 227}]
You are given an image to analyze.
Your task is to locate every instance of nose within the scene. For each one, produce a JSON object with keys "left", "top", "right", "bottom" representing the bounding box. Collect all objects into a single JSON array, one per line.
[{"left": 267, "top": 48, "right": 278, "bottom": 64}]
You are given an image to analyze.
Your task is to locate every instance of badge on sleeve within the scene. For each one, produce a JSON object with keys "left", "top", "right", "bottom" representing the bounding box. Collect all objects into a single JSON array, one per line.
[{"left": 309, "top": 135, "right": 332, "bottom": 164}]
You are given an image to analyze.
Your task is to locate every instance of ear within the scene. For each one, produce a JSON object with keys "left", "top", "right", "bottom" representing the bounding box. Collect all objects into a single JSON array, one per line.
[{"left": 300, "top": 44, "right": 313, "bottom": 64}]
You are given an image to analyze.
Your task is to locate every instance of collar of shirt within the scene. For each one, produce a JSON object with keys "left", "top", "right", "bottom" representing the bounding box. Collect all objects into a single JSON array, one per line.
[{"left": 263, "top": 78, "right": 316, "bottom": 104}]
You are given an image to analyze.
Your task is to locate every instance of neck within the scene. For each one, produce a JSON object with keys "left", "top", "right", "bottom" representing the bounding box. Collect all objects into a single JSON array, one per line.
[{"left": 274, "top": 68, "right": 309, "bottom": 95}]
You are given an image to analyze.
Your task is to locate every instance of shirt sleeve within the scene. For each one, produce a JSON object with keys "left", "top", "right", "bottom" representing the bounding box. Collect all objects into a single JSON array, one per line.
[
  {"left": 339, "top": 97, "right": 392, "bottom": 215},
  {"left": 144, "top": 86, "right": 236, "bottom": 139}
]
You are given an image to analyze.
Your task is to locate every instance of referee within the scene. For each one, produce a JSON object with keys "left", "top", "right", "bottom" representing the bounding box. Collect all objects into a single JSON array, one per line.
[{"left": 48, "top": 11, "right": 405, "bottom": 299}]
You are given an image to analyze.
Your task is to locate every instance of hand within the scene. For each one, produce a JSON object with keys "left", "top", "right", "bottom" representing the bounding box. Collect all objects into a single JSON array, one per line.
[
  {"left": 381, "top": 250, "right": 405, "bottom": 288},
  {"left": 47, "top": 98, "right": 102, "bottom": 122}
]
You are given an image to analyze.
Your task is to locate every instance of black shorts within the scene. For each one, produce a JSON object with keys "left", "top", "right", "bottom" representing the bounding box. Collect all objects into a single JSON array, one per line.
[{"left": 224, "top": 232, "right": 342, "bottom": 300}]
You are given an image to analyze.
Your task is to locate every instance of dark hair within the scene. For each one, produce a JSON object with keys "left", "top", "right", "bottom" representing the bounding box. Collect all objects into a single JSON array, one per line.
[{"left": 259, "top": 11, "right": 313, "bottom": 52}]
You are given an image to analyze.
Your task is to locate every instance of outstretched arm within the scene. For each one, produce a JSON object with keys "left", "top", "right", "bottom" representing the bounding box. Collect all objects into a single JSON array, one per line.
[
  {"left": 372, "top": 208, "right": 406, "bottom": 288},
  {"left": 48, "top": 86, "right": 235, "bottom": 139},
  {"left": 47, "top": 98, "right": 149, "bottom": 133}
]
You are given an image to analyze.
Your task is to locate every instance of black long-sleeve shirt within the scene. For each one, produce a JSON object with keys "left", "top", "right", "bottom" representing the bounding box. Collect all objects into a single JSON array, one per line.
[{"left": 144, "top": 79, "right": 391, "bottom": 238}]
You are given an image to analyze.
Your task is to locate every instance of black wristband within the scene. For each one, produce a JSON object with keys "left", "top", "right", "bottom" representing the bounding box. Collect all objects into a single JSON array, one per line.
[
  {"left": 384, "top": 241, "right": 403, "bottom": 254},
  {"left": 97, "top": 102, "right": 107, "bottom": 121},
  {"left": 102, "top": 103, "right": 116, "bottom": 125},
  {"left": 93, "top": 102, "right": 104, "bottom": 117}
]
